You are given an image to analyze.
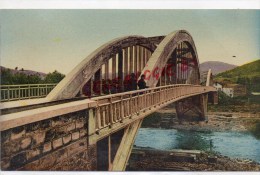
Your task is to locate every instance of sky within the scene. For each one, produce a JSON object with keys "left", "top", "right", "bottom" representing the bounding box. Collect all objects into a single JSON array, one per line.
[{"left": 0, "top": 10, "right": 259, "bottom": 74}]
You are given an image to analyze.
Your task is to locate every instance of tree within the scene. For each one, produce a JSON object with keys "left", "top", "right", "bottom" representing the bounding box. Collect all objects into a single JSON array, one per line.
[
  {"left": 44, "top": 70, "right": 65, "bottom": 83},
  {"left": 1, "top": 69, "right": 13, "bottom": 84}
]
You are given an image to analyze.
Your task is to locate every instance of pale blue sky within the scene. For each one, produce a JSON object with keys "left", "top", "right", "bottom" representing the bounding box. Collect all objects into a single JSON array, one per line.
[{"left": 0, "top": 10, "right": 259, "bottom": 74}]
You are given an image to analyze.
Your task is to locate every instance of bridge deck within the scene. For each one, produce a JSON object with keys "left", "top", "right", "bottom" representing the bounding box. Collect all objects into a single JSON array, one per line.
[{"left": 0, "top": 84, "right": 216, "bottom": 142}]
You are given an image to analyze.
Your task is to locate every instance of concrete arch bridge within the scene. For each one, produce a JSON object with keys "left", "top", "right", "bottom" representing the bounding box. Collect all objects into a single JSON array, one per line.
[{"left": 0, "top": 30, "right": 217, "bottom": 171}]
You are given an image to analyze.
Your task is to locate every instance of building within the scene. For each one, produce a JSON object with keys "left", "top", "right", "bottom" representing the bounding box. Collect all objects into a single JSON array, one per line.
[
  {"left": 222, "top": 88, "right": 234, "bottom": 97},
  {"left": 225, "top": 84, "right": 247, "bottom": 97},
  {"left": 213, "top": 82, "right": 223, "bottom": 91}
]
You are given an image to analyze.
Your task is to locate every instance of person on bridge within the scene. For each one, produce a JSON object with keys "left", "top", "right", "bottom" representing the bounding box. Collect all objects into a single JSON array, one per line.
[
  {"left": 128, "top": 73, "right": 137, "bottom": 91},
  {"left": 138, "top": 74, "right": 148, "bottom": 90}
]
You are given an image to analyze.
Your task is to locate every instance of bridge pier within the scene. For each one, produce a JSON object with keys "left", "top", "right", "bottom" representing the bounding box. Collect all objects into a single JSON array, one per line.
[{"left": 175, "top": 93, "right": 208, "bottom": 121}]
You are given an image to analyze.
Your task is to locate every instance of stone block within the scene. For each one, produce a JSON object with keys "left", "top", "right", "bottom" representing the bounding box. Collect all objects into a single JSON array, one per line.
[
  {"left": 56, "top": 122, "right": 75, "bottom": 135},
  {"left": 44, "top": 129, "right": 56, "bottom": 142},
  {"left": 67, "top": 122, "right": 76, "bottom": 132},
  {"left": 52, "top": 138, "right": 63, "bottom": 149},
  {"left": 79, "top": 128, "right": 87, "bottom": 137},
  {"left": 26, "top": 147, "right": 40, "bottom": 160},
  {"left": 71, "top": 131, "right": 80, "bottom": 141},
  {"left": 63, "top": 134, "right": 72, "bottom": 144},
  {"left": 56, "top": 125, "right": 67, "bottom": 135},
  {"left": 32, "top": 131, "right": 46, "bottom": 146},
  {"left": 43, "top": 142, "right": 52, "bottom": 153},
  {"left": 76, "top": 120, "right": 85, "bottom": 129},
  {"left": 51, "top": 116, "right": 64, "bottom": 127},
  {"left": 10, "top": 126, "right": 25, "bottom": 140},
  {"left": 20, "top": 137, "right": 32, "bottom": 149}
]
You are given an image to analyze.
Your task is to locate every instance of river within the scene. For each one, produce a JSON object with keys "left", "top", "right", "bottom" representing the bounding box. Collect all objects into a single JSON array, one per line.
[{"left": 134, "top": 128, "right": 260, "bottom": 163}]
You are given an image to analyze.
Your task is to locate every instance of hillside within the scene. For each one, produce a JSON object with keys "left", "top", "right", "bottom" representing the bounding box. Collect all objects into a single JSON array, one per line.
[
  {"left": 215, "top": 59, "right": 260, "bottom": 92},
  {"left": 216, "top": 59, "right": 260, "bottom": 78},
  {"left": 0, "top": 66, "right": 46, "bottom": 79},
  {"left": 200, "top": 61, "right": 237, "bottom": 75}
]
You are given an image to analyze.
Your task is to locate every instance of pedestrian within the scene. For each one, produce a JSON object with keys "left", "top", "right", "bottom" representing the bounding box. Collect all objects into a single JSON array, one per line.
[
  {"left": 138, "top": 74, "right": 148, "bottom": 90},
  {"left": 128, "top": 73, "right": 137, "bottom": 91}
]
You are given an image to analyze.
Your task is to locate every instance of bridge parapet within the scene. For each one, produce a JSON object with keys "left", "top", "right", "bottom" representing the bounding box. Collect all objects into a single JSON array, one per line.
[
  {"left": 0, "top": 99, "right": 97, "bottom": 170},
  {"left": 89, "top": 84, "right": 216, "bottom": 143}
]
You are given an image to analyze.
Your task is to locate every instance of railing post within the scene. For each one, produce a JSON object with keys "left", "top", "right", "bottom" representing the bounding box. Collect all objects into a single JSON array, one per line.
[
  {"left": 129, "top": 93, "right": 133, "bottom": 118},
  {"left": 109, "top": 98, "right": 113, "bottom": 124},
  {"left": 88, "top": 108, "right": 97, "bottom": 145},
  {"left": 18, "top": 86, "right": 21, "bottom": 100},
  {"left": 37, "top": 84, "right": 40, "bottom": 97},
  {"left": 120, "top": 96, "right": 124, "bottom": 122},
  {"left": 7, "top": 86, "right": 10, "bottom": 101},
  {"left": 28, "top": 85, "right": 31, "bottom": 99},
  {"left": 45, "top": 84, "right": 48, "bottom": 96},
  {"left": 96, "top": 106, "right": 101, "bottom": 130}
]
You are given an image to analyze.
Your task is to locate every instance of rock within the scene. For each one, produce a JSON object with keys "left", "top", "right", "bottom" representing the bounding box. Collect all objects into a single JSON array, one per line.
[{"left": 208, "top": 156, "right": 217, "bottom": 163}]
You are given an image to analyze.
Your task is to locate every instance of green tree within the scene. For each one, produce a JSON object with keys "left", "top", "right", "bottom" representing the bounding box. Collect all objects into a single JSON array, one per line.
[
  {"left": 44, "top": 70, "right": 65, "bottom": 83},
  {"left": 1, "top": 69, "right": 13, "bottom": 84}
]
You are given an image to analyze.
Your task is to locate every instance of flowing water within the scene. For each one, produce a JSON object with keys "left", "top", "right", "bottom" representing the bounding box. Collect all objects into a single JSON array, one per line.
[{"left": 134, "top": 128, "right": 260, "bottom": 163}]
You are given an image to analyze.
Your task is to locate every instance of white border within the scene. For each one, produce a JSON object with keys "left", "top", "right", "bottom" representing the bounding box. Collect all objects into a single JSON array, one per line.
[
  {"left": 0, "top": 1, "right": 259, "bottom": 175},
  {"left": 0, "top": 0, "right": 259, "bottom": 9}
]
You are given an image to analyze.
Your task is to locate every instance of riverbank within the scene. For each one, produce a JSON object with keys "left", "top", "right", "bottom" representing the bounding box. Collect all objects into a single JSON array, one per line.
[
  {"left": 141, "top": 103, "right": 260, "bottom": 135},
  {"left": 127, "top": 147, "right": 260, "bottom": 171}
]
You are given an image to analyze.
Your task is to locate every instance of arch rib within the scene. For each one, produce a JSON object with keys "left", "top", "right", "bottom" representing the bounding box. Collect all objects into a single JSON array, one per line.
[
  {"left": 140, "top": 30, "right": 200, "bottom": 87},
  {"left": 47, "top": 36, "right": 157, "bottom": 101}
]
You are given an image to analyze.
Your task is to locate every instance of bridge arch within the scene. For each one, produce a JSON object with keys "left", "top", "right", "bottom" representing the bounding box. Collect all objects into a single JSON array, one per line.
[
  {"left": 47, "top": 36, "right": 158, "bottom": 101},
  {"left": 47, "top": 30, "right": 201, "bottom": 102},
  {"left": 142, "top": 30, "right": 200, "bottom": 87}
]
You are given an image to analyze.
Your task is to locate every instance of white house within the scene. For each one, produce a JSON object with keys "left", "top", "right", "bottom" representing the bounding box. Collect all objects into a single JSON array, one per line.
[
  {"left": 222, "top": 88, "right": 234, "bottom": 98},
  {"left": 213, "top": 82, "right": 223, "bottom": 91}
]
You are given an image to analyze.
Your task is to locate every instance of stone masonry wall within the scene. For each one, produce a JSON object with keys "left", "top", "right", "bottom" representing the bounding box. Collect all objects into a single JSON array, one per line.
[{"left": 1, "top": 110, "right": 97, "bottom": 170}]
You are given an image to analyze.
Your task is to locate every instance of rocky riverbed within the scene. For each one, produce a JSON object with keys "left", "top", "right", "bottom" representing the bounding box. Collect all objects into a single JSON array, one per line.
[
  {"left": 127, "top": 147, "right": 260, "bottom": 171},
  {"left": 142, "top": 103, "right": 260, "bottom": 133},
  {"left": 127, "top": 103, "right": 260, "bottom": 171}
]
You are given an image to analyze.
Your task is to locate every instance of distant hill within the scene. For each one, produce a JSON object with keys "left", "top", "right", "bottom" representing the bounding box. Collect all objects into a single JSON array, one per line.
[
  {"left": 200, "top": 61, "right": 237, "bottom": 75},
  {"left": 215, "top": 59, "right": 260, "bottom": 92},
  {"left": 216, "top": 59, "right": 260, "bottom": 78},
  {"left": 0, "top": 66, "right": 46, "bottom": 79}
]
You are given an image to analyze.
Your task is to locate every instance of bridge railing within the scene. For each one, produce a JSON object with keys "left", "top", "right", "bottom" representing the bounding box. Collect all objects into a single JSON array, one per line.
[
  {"left": 91, "top": 84, "right": 215, "bottom": 134},
  {"left": 0, "top": 84, "right": 57, "bottom": 102}
]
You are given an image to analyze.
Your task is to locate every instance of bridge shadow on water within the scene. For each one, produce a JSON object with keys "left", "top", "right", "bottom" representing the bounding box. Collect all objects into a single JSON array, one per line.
[{"left": 174, "top": 130, "right": 212, "bottom": 151}]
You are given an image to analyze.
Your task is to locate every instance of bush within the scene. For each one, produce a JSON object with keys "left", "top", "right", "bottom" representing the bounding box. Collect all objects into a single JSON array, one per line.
[{"left": 44, "top": 70, "right": 65, "bottom": 83}]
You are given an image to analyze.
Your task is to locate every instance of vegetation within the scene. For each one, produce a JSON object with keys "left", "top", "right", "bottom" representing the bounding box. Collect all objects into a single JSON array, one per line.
[
  {"left": 0, "top": 69, "right": 65, "bottom": 85},
  {"left": 214, "top": 59, "right": 260, "bottom": 92},
  {"left": 44, "top": 70, "right": 65, "bottom": 84},
  {"left": 208, "top": 91, "right": 260, "bottom": 113}
]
